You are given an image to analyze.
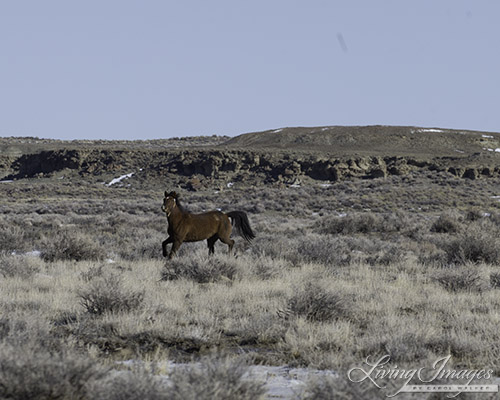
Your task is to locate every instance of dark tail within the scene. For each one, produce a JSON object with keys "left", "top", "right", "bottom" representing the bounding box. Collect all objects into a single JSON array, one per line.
[{"left": 226, "top": 211, "right": 255, "bottom": 242}]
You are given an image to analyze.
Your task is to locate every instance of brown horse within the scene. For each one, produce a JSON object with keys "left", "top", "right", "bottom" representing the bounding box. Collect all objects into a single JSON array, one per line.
[{"left": 161, "top": 191, "right": 255, "bottom": 259}]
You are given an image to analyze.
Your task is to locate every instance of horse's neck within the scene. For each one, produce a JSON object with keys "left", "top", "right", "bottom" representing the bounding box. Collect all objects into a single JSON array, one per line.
[{"left": 169, "top": 206, "right": 185, "bottom": 222}]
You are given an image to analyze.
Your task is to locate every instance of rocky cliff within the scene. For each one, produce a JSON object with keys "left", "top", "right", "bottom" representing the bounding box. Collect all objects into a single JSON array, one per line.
[{"left": 1, "top": 126, "right": 500, "bottom": 188}]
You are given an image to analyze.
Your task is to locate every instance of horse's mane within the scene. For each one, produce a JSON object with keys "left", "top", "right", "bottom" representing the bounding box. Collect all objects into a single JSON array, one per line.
[
  {"left": 168, "top": 191, "right": 186, "bottom": 212},
  {"left": 175, "top": 196, "right": 186, "bottom": 212}
]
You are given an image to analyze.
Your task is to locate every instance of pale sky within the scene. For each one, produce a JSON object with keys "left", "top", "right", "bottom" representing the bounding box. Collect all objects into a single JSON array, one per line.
[{"left": 1, "top": 1, "right": 499, "bottom": 140}]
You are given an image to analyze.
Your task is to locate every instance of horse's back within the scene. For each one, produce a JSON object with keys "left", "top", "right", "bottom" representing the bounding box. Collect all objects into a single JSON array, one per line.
[{"left": 182, "top": 210, "right": 230, "bottom": 242}]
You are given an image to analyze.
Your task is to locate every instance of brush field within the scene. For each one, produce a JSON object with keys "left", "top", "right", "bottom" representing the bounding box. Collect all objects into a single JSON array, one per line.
[{"left": 2, "top": 130, "right": 500, "bottom": 399}]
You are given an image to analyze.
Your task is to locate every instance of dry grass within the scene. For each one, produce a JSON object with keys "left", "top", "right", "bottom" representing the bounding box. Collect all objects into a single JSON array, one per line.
[{"left": 2, "top": 175, "right": 500, "bottom": 396}]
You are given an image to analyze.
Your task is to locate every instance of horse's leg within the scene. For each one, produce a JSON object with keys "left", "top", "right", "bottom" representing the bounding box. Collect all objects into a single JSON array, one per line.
[
  {"left": 162, "top": 236, "right": 173, "bottom": 258},
  {"left": 218, "top": 235, "right": 235, "bottom": 255},
  {"left": 168, "top": 239, "right": 182, "bottom": 259},
  {"left": 207, "top": 235, "right": 218, "bottom": 256},
  {"left": 218, "top": 217, "right": 234, "bottom": 255}
]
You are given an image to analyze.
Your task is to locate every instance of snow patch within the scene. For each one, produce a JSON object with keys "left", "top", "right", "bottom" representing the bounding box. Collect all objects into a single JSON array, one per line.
[
  {"left": 116, "top": 361, "right": 336, "bottom": 399},
  {"left": 418, "top": 128, "right": 443, "bottom": 133},
  {"left": 271, "top": 129, "right": 283, "bottom": 133},
  {"left": 0, "top": 180, "right": 14, "bottom": 183},
  {"left": 107, "top": 173, "right": 134, "bottom": 186},
  {"left": 482, "top": 134, "right": 494, "bottom": 139},
  {"left": 10, "top": 250, "right": 41, "bottom": 257},
  {"left": 226, "top": 182, "right": 234, "bottom": 188}
]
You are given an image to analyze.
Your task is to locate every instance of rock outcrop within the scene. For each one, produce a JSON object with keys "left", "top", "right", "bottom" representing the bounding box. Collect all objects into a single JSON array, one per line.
[{"left": 3, "top": 148, "right": 500, "bottom": 188}]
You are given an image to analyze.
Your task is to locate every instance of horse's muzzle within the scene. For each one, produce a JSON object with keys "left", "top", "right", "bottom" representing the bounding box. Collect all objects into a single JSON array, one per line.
[{"left": 161, "top": 205, "right": 166, "bottom": 212}]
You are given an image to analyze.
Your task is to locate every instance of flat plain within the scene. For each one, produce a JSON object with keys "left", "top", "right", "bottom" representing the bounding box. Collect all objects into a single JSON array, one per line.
[{"left": 2, "top": 126, "right": 500, "bottom": 399}]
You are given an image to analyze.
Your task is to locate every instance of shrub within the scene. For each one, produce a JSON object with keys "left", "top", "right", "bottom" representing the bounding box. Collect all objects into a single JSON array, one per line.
[
  {"left": 42, "top": 230, "right": 107, "bottom": 262},
  {"left": 0, "top": 254, "right": 40, "bottom": 279},
  {"left": 281, "top": 282, "right": 351, "bottom": 322},
  {"left": 251, "top": 257, "right": 289, "bottom": 279},
  {"left": 89, "top": 368, "right": 170, "bottom": 400},
  {"left": 317, "top": 213, "right": 381, "bottom": 234},
  {"left": 300, "top": 373, "right": 418, "bottom": 400},
  {"left": 299, "top": 376, "right": 338, "bottom": 400},
  {"left": 466, "top": 210, "right": 483, "bottom": 222},
  {"left": 365, "top": 244, "right": 406, "bottom": 266},
  {"left": 79, "top": 274, "right": 144, "bottom": 315},
  {"left": 80, "top": 264, "right": 105, "bottom": 282},
  {"left": 433, "top": 268, "right": 483, "bottom": 293},
  {"left": 168, "top": 357, "right": 265, "bottom": 400},
  {"left": 0, "top": 223, "right": 25, "bottom": 253},
  {"left": 490, "top": 272, "right": 500, "bottom": 289},
  {"left": 417, "top": 248, "right": 448, "bottom": 267},
  {"left": 249, "top": 234, "right": 292, "bottom": 260},
  {"left": 111, "top": 227, "right": 165, "bottom": 261},
  {"left": 430, "top": 213, "right": 462, "bottom": 233},
  {"left": 444, "top": 222, "right": 500, "bottom": 265},
  {"left": 161, "top": 255, "right": 238, "bottom": 283},
  {"left": 0, "top": 344, "right": 107, "bottom": 400},
  {"left": 295, "top": 235, "right": 353, "bottom": 266}
]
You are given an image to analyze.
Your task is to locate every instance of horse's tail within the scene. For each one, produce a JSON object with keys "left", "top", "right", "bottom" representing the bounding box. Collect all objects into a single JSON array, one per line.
[{"left": 226, "top": 211, "right": 255, "bottom": 242}]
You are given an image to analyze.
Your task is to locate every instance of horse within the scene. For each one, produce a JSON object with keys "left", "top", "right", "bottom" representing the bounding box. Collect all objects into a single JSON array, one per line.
[{"left": 161, "top": 191, "right": 255, "bottom": 259}]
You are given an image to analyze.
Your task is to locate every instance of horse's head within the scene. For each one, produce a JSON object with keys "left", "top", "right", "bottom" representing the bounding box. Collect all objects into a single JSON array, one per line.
[{"left": 162, "top": 191, "right": 178, "bottom": 217}]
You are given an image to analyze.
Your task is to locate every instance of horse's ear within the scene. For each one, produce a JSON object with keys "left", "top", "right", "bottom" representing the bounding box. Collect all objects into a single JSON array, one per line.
[
  {"left": 172, "top": 191, "right": 178, "bottom": 198},
  {"left": 164, "top": 191, "right": 168, "bottom": 198}
]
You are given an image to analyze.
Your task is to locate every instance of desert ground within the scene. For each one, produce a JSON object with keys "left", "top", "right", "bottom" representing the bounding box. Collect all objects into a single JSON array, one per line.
[{"left": 2, "top": 126, "right": 500, "bottom": 399}]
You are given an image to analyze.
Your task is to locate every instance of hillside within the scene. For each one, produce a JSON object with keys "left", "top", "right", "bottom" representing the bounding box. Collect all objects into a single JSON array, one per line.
[
  {"left": 225, "top": 125, "right": 500, "bottom": 156},
  {"left": 1, "top": 125, "right": 500, "bottom": 188}
]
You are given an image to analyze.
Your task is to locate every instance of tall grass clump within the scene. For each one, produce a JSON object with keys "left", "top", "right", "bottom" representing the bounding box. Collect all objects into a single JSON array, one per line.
[
  {"left": 79, "top": 273, "right": 144, "bottom": 315},
  {"left": 89, "top": 368, "right": 170, "bottom": 400},
  {"left": 0, "top": 223, "right": 25, "bottom": 253},
  {"left": 0, "top": 254, "right": 40, "bottom": 278},
  {"left": 490, "top": 272, "right": 500, "bottom": 289},
  {"left": 294, "top": 235, "right": 353, "bottom": 266},
  {"left": 42, "top": 230, "right": 107, "bottom": 262},
  {"left": 282, "top": 282, "right": 352, "bottom": 322},
  {"left": 168, "top": 357, "right": 265, "bottom": 400},
  {"left": 300, "top": 373, "right": 419, "bottom": 400},
  {"left": 161, "top": 254, "right": 238, "bottom": 283},
  {"left": 0, "top": 344, "right": 107, "bottom": 400},
  {"left": 433, "top": 267, "right": 484, "bottom": 293}
]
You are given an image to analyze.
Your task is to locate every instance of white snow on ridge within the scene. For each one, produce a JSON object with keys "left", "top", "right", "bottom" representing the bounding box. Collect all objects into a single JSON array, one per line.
[
  {"left": 271, "top": 129, "right": 283, "bottom": 133},
  {"left": 418, "top": 128, "right": 443, "bottom": 133},
  {"left": 482, "top": 134, "right": 494, "bottom": 139},
  {"left": 107, "top": 173, "right": 134, "bottom": 186}
]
